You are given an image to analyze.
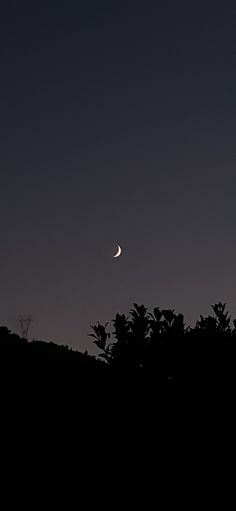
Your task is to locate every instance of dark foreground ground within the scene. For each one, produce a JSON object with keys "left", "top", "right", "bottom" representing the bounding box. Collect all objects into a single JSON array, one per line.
[{"left": 1, "top": 331, "right": 235, "bottom": 504}]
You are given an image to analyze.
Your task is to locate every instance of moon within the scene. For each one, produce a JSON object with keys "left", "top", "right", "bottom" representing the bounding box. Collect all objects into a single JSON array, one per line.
[{"left": 113, "top": 245, "right": 122, "bottom": 258}]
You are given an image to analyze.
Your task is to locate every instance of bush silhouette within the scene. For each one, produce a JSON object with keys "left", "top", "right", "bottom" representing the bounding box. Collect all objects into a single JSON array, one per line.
[{"left": 90, "top": 301, "right": 236, "bottom": 384}]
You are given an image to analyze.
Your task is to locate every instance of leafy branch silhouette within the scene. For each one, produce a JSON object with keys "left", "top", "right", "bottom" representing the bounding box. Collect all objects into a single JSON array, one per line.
[{"left": 90, "top": 302, "right": 236, "bottom": 379}]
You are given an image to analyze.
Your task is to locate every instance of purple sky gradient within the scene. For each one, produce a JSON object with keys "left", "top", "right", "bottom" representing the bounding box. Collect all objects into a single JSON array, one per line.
[{"left": 0, "top": 1, "right": 236, "bottom": 352}]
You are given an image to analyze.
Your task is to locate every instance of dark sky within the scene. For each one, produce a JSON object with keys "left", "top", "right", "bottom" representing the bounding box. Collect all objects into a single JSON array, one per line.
[{"left": 1, "top": 1, "right": 236, "bottom": 351}]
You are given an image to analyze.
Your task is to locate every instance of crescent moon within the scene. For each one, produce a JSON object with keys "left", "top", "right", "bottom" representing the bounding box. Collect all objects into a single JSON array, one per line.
[{"left": 113, "top": 245, "right": 122, "bottom": 258}]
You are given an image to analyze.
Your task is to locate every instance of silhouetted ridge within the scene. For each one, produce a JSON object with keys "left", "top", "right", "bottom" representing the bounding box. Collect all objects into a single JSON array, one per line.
[{"left": 1, "top": 301, "right": 235, "bottom": 481}]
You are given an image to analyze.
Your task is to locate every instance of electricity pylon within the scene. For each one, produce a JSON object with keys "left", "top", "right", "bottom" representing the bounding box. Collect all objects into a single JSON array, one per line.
[{"left": 19, "top": 315, "right": 33, "bottom": 340}]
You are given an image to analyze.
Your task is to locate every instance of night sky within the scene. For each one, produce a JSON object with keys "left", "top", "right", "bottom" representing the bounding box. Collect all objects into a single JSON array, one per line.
[{"left": 1, "top": 1, "right": 236, "bottom": 352}]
